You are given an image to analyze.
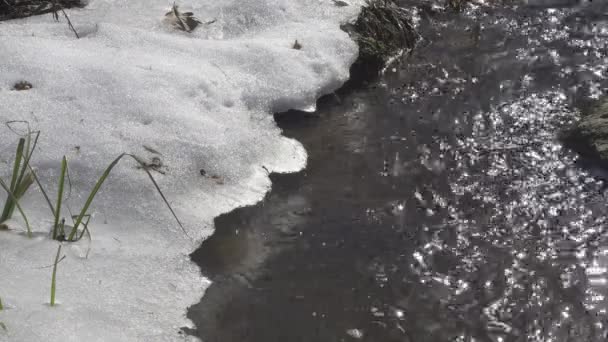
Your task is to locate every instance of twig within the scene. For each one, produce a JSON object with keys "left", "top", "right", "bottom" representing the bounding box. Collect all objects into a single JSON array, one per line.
[
  {"left": 51, "top": 0, "right": 79, "bottom": 38},
  {"left": 60, "top": 7, "right": 79, "bottom": 38}
]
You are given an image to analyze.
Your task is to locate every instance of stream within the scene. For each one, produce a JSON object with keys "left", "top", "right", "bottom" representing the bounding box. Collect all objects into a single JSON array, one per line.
[{"left": 188, "top": 1, "right": 608, "bottom": 341}]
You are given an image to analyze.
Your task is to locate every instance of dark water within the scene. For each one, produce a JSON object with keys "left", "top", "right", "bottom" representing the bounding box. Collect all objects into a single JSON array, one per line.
[{"left": 189, "top": 2, "right": 608, "bottom": 341}]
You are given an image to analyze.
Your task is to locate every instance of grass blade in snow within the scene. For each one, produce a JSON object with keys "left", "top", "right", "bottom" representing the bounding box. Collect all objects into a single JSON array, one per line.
[
  {"left": 52, "top": 157, "right": 67, "bottom": 239},
  {"left": 0, "top": 138, "right": 25, "bottom": 223},
  {"left": 50, "top": 244, "right": 62, "bottom": 307},
  {"left": 67, "top": 153, "right": 186, "bottom": 241},
  {"left": 0, "top": 133, "right": 38, "bottom": 231},
  {"left": 0, "top": 177, "right": 32, "bottom": 237}
]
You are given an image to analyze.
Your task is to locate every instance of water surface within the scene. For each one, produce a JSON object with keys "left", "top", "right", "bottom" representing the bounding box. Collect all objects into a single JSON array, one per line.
[{"left": 189, "top": 2, "right": 608, "bottom": 341}]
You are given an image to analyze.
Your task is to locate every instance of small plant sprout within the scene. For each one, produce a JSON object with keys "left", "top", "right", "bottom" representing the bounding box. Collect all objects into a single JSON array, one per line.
[
  {"left": 0, "top": 296, "right": 4, "bottom": 331},
  {"left": 36, "top": 153, "right": 186, "bottom": 242},
  {"left": 0, "top": 128, "right": 39, "bottom": 237},
  {"left": 51, "top": 157, "right": 68, "bottom": 240},
  {"left": 50, "top": 245, "right": 64, "bottom": 307}
]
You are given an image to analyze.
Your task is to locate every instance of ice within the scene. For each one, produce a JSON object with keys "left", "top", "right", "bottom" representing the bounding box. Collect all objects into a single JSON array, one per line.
[{"left": 0, "top": 0, "right": 363, "bottom": 340}]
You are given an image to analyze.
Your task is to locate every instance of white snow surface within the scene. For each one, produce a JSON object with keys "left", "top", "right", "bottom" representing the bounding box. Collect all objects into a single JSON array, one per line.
[{"left": 0, "top": 0, "right": 362, "bottom": 340}]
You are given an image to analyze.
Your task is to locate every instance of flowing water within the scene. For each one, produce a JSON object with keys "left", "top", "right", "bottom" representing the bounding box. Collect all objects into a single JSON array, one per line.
[{"left": 189, "top": 1, "right": 608, "bottom": 341}]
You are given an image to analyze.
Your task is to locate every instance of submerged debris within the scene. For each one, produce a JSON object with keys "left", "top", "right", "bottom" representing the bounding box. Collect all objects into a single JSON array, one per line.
[
  {"left": 446, "top": 0, "right": 469, "bottom": 12},
  {"left": 0, "top": 0, "right": 84, "bottom": 21},
  {"left": 346, "top": 328, "right": 364, "bottom": 339}
]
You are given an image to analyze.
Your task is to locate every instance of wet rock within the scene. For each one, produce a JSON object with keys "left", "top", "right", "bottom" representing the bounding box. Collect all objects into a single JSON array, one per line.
[{"left": 564, "top": 98, "right": 608, "bottom": 162}]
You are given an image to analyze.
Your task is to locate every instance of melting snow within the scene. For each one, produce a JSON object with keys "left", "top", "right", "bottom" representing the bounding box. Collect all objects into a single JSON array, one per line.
[{"left": 0, "top": 0, "right": 363, "bottom": 340}]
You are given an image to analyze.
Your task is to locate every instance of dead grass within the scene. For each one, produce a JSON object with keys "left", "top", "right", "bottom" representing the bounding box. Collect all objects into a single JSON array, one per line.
[
  {"left": 0, "top": 0, "right": 84, "bottom": 21},
  {"left": 343, "top": 0, "right": 418, "bottom": 79}
]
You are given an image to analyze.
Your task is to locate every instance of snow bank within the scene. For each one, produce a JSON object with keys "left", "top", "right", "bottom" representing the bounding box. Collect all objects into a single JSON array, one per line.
[{"left": 0, "top": 0, "right": 362, "bottom": 340}]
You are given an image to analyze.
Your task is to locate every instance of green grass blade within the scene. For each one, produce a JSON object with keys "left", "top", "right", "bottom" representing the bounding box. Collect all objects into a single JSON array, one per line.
[
  {"left": 0, "top": 322, "right": 6, "bottom": 332},
  {"left": 77, "top": 214, "right": 91, "bottom": 241},
  {"left": 0, "top": 296, "right": 3, "bottom": 310},
  {"left": 4, "top": 127, "right": 48, "bottom": 214},
  {"left": 15, "top": 131, "right": 39, "bottom": 190},
  {"left": 59, "top": 219, "right": 66, "bottom": 239},
  {"left": 2, "top": 132, "right": 37, "bottom": 220},
  {"left": 68, "top": 154, "right": 126, "bottom": 241},
  {"left": 0, "top": 177, "right": 32, "bottom": 237},
  {"left": 0, "top": 138, "right": 25, "bottom": 222},
  {"left": 50, "top": 244, "right": 62, "bottom": 307},
  {"left": 67, "top": 153, "right": 187, "bottom": 241},
  {"left": 53, "top": 157, "right": 67, "bottom": 240},
  {"left": 13, "top": 172, "right": 34, "bottom": 199},
  {"left": 7, "top": 138, "right": 25, "bottom": 192},
  {"left": 5, "top": 172, "right": 35, "bottom": 220},
  {"left": 76, "top": 214, "right": 93, "bottom": 258},
  {"left": 9, "top": 131, "right": 39, "bottom": 220}
]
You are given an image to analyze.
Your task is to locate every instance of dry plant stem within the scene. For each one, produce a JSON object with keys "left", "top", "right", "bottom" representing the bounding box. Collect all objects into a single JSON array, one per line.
[
  {"left": 60, "top": 7, "right": 78, "bottom": 38},
  {"left": 51, "top": 0, "right": 79, "bottom": 38}
]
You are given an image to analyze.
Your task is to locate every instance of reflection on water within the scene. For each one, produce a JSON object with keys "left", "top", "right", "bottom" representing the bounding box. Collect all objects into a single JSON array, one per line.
[
  {"left": 407, "top": 92, "right": 608, "bottom": 341},
  {"left": 190, "top": 1, "right": 608, "bottom": 341},
  {"left": 372, "top": 1, "right": 608, "bottom": 341}
]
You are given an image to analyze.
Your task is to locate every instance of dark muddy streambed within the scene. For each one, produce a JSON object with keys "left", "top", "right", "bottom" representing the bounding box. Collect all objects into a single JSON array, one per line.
[{"left": 188, "top": 1, "right": 608, "bottom": 341}]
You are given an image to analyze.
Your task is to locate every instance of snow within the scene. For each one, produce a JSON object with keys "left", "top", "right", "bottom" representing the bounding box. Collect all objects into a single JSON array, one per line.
[{"left": 0, "top": 0, "right": 362, "bottom": 340}]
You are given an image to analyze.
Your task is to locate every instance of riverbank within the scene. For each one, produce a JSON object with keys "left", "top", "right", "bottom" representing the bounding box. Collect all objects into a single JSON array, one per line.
[{"left": 188, "top": 1, "right": 608, "bottom": 341}]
